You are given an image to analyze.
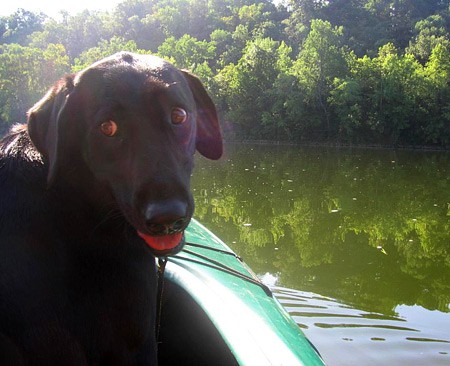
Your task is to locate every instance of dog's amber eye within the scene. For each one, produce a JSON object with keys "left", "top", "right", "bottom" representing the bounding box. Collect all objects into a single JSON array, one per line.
[
  {"left": 171, "top": 107, "right": 187, "bottom": 125},
  {"left": 100, "top": 120, "right": 118, "bottom": 137}
]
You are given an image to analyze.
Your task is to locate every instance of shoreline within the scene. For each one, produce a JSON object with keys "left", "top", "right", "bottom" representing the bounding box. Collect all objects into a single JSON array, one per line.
[{"left": 223, "top": 139, "right": 450, "bottom": 152}]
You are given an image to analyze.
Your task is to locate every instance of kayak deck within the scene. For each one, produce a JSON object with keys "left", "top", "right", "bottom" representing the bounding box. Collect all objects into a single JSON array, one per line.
[{"left": 158, "top": 219, "right": 325, "bottom": 365}]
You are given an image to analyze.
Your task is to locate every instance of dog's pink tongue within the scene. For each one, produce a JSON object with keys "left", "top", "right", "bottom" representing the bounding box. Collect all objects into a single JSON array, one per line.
[{"left": 137, "top": 231, "right": 183, "bottom": 252}]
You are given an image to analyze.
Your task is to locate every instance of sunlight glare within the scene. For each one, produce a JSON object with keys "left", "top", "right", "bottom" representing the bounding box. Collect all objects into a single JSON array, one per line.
[{"left": 0, "top": 0, "right": 123, "bottom": 19}]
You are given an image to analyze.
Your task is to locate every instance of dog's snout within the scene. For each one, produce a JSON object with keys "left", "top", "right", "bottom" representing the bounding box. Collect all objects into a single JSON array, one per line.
[{"left": 144, "top": 201, "right": 188, "bottom": 236}]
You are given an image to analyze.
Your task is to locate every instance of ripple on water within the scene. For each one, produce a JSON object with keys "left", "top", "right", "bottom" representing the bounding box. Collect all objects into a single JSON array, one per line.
[{"left": 272, "top": 286, "right": 450, "bottom": 366}]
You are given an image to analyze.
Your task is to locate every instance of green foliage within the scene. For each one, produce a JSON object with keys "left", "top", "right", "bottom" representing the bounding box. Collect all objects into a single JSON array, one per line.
[
  {"left": 73, "top": 36, "right": 144, "bottom": 71},
  {"left": 330, "top": 42, "right": 450, "bottom": 145},
  {"left": 292, "top": 19, "right": 348, "bottom": 139},
  {"left": 0, "top": 0, "right": 450, "bottom": 146},
  {"left": 1, "top": 9, "right": 46, "bottom": 45},
  {"left": 417, "top": 43, "right": 450, "bottom": 145},
  {"left": 407, "top": 15, "right": 450, "bottom": 63},
  {"left": 216, "top": 37, "right": 293, "bottom": 139},
  {"left": 0, "top": 43, "right": 69, "bottom": 133},
  {"left": 157, "top": 34, "right": 215, "bottom": 70}
]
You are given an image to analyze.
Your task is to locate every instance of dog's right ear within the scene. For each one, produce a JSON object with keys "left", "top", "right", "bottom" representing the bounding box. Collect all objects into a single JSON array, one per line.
[
  {"left": 181, "top": 70, "right": 223, "bottom": 160},
  {"left": 27, "top": 75, "right": 75, "bottom": 186}
]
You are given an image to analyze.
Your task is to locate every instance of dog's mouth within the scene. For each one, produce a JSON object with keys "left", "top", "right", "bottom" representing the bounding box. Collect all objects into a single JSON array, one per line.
[{"left": 137, "top": 231, "right": 185, "bottom": 257}]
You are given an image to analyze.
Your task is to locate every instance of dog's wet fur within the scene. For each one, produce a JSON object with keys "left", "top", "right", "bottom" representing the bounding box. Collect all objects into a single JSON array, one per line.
[{"left": 0, "top": 52, "right": 222, "bottom": 365}]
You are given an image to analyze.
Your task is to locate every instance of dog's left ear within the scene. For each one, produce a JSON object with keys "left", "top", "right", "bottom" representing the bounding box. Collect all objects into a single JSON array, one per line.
[
  {"left": 181, "top": 70, "right": 223, "bottom": 160},
  {"left": 27, "top": 75, "right": 75, "bottom": 186}
]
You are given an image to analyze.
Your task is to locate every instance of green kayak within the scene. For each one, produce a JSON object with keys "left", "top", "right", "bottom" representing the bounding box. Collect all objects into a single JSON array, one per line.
[{"left": 158, "top": 219, "right": 325, "bottom": 366}]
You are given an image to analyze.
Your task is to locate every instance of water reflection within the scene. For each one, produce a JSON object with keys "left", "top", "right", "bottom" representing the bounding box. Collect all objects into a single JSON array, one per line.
[
  {"left": 192, "top": 143, "right": 450, "bottom": 365},
  {"left": 272, "top": 287, "right": 450, "bottom": 366}
]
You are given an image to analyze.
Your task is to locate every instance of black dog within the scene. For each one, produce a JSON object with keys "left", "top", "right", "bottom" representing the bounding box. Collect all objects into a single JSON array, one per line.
[{"left": 0, "top": 52, "right": 222, "bottom": 365}]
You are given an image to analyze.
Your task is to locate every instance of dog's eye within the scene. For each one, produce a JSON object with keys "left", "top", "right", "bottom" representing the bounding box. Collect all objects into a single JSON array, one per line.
[
  {"left": 100, "top": 120, "right": 118, "bottom": 137},
  {"left": 171, "top": 107, "right": 187, "bottom": 125}
]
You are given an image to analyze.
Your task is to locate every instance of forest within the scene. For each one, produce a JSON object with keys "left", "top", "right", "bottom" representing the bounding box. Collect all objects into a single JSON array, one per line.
[{"left": 1, "top": 0, "right": 450, "bottom": 147}]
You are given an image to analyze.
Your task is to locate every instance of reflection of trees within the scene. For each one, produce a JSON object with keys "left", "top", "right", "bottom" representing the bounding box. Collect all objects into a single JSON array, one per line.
[{"left": 192, "top": 145, "right": 450, "bottom": 314}]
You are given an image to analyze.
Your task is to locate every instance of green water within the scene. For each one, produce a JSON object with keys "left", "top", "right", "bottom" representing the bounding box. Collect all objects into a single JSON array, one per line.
[{"left": 191, "top": 143, "right": 450, "bottom": 365}]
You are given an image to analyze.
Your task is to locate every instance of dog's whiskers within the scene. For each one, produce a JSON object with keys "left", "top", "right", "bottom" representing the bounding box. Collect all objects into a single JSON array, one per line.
[{"left": 91, "top": 206, "right": 124, "bottom": 232}]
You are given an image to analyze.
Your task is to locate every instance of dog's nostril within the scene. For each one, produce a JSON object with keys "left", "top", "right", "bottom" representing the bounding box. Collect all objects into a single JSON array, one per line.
[
  {"left": 172, "top": 218, "right": 187, "bottom": 232},
  {"left": 148, "top": 224, "right": 169, "bottom": 236},
  {"left": 144, "top": 200, "right": 188, "bottom": 235},
  {"left": 146, "top": 217, "right": 187, "bottom": 236}
]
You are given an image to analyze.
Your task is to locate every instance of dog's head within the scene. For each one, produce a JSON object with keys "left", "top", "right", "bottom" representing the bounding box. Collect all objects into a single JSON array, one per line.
[{"left": 27, "top": 52, "right": 222, "bottom": 256}]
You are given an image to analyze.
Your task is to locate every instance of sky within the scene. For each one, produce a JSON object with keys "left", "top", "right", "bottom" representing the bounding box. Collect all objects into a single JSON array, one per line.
[{"left": 0, "top": 0, "right": 123, "bottom": 19}]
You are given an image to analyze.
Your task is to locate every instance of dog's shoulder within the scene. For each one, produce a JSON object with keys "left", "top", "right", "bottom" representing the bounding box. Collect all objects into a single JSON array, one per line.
[
  {"left": 0, "top": 124, "right": 46, "bottom": 186},
  {"left": 0, "top": 124, "right": 49, "bottom": 232}
]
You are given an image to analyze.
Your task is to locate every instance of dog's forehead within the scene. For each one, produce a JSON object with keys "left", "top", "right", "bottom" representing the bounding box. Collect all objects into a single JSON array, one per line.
[
  {"left": 75, "top": 52, "right": 190, "bottom": 101},
  {"left": 78, "top": 52, "right": 182, "bottom": 84}
]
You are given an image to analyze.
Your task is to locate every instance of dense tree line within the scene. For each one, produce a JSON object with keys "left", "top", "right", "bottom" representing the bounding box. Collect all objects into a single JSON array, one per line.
[{"left": 1, "top": 0, "right": 450, "bottom": 147}]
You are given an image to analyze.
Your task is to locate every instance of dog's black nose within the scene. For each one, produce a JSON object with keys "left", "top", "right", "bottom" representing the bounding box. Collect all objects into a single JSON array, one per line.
[{"left": 144, "top": 201, "right": 188, "bottom": 236}]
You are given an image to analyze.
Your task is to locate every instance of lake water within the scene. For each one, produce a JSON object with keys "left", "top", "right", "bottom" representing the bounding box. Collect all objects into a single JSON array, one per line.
[{"left": 191, "top": 143, "right": 450, "bottom": 366}]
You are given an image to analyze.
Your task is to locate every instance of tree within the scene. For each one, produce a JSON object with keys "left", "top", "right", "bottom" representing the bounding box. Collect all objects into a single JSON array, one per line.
[
  {"left": 407, "top": 14, "right": 450, "bottom": 63},
  {"left": 72, "top": 37, "right": 143, "bottom": 71},
  {"left": 0, "top": 43, "right": 70, "bottom": 133},
  {"left": 0, "top": 0, "right": 449, "bottom": 146},
  {"left": 282, "top": 0, "right": 324, "bottom": 51},
  {"left": 156, "top": 34, "right": 216, "bottom": 82},
  {"left": 215, "top": 24, "right": 253, "bottom": 67},
  {"left": 292, "top": 19, "right": 348, "bottom": 139},
  {"left": 153, "top": 1, "right": 190, "bottom": 39},
  {"left": 236, "top": 3, "right": 277, "bottom": 39},
  {"left": 417, "top": 43, "right": 450, "bottom": 145},
  {"left": 330, "top": 43, "right": 427, "bottom": 145},
  {"left": 368, "top": 44, "right": 424, "bottom": 144},
  {"left": 329, "top": 76, "right": 364, "bottom": 141},
  {"left": 216, "top": 37, "right": 293, "bottom": 139},
  {"left": 28, "top": 18, "right": 69, "bottom": 51},
  {"left": 1, "top": 9, "right": 46, "bottom": 45}
]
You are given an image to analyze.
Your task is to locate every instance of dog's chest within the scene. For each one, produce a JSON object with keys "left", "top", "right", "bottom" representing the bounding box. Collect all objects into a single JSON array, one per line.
[
  {"left": 64, "top": 234, "right": 157, "bottom": 336},
  {"left": 1, "top": 224, "right": 157, "bottom": 361},
  {"left": 69, "top": 251, "right": 156, "bottom": 361}
]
